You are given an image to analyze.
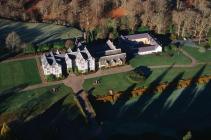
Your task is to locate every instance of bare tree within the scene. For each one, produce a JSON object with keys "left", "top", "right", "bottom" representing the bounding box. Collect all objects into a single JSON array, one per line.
[
  {"left": 5, "top": 32, "right": 21, "bottom": 52},
  {"left": 65, "top": 40, "right": 74, "bottom": 49}
]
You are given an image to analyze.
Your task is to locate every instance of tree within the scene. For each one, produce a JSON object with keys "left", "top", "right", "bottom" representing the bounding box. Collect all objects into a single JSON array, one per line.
[
  {"left": 183, "top": 131, "right": 192, "bottom": 140},
  {"left": 5, "top": 32, "right": 21, "bottom": 52},
  {"left": 65, "top": 40, "right": 74, "bottom": 49},
  {"left": 1, "top": 123, "right": 10, "bottom": 136},
  {"left": 20, "top": 43, "right": 28, "bottom": 51},
  {"left": 0, "top": 123, "right": 12, "bottom": 140}
]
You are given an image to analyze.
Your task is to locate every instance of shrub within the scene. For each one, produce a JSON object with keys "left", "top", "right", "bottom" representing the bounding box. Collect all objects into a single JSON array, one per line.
[
  {"left": 127, "top": 70, "right": 146, "bottom": 83},
  {"left": 46, "top": 74, "right": 56, "bottom": 81},
  {"left": 137, "top": 26, "right": 149, "bottom": 33},
  {"left": 23, "top": 44, "right": 35, "bottom": 54},
  {"left": 208, "top": 37, "right": 211, "bottom": 47},
  {"left": 183, "top": 131, "right": 192, "bottom": 140},
  {"left": 170, "top": 44, "right": 178, "bottom": 51},
  {"left": 198, "top": 46, "right": 206, "bottom": 53},
  {"left": 163, "top": 46, "right": 170, "bottom": 52},
  {"left": 36, "top": 44, "right": 50, "bottom": 52},
  {"left": 53, "top": 42, "right": 65, "bottom": 50},
  {"left": 65, "top": 40, "right": 74, "bottom": 49},
  {"left": 203, "top": 43, "right": 210, "bottom": 49},
  {"left": 67, "top": 68, "right": 73, "bottom": 74},
  {"left": 40, "top": 44, "right": 50, "bottom": 51}
]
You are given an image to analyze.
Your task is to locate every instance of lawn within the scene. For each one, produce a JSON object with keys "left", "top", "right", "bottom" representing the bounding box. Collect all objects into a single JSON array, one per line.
[
  {"left": 129, "top": 50, "right": 191, "bottom": 68},
  {"left": 0, "top": 59, "right": 41, "bottom": 91},
  {"left": 92, "top": 83, "right": 211, "bottom": 139},
  {"left": 0, "top": 84, "right": 81, "bottom": 123},
  {"left": 0, "top": 19, "right": 82, "bottom": 45},
  {"left": 83, "top": 65, "right": 211, "bottom": 96},
  {"left": 183, "top": 46, "right": 211, "bottom": 63}
]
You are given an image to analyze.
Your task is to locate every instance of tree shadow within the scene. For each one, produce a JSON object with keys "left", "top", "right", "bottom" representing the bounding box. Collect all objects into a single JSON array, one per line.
[
  {"left": 0, "top": 84, "right": 28, "bottom": 111},
  {"left": 0, "top": 22, "right": 43, "bottom": 44},
  {"left": 149, "top": 31, "right": 172, "bottom": 47},
  {"left": 12, "top": 94, "right": 89, "bottom": 140},
  {"left": 166, "top": 65, "right": 206, "bottom": 117},
  {"left": 87, "top": 64, "right": 211, "bottom": 139},
  {"left": 120, "top": 64, "right": 174, "bottom": 120},
  {"left": 136, "top": 72, "right": 185, "bottom": 120}
]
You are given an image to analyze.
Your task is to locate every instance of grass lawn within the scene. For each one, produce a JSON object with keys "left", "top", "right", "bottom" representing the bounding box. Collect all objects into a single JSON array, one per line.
[
  {"left": 183, "top": 46, "right": 211, "bottom": 63},
  {"left": 92, "top": 83, "right": 211, "bottom": 139},
  {"left": 83, "top": 65, "right": 211, "bottom": 96},
  {"left": 129, "top": 50, "right": 191, "bottom": 68},
  {"left": 0, "top": 59, "right": 41, "bottom": 91},
  {"left": 0, "top": 84, "right": 81, "bottom": 123},
  {"left": 0, "top": 19, "right": 82, "bottom": 45}
]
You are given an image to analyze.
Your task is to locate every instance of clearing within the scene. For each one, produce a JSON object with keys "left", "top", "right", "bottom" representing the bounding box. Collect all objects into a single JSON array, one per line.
[
  {"left": 182, "top": 46, "right": 211, "bottom": 63},
  {"left": 83, "top": 65, "right": 211, "bottom": 96},
  {"left": 0, "top": 59, "right": 41, "bottom": 91},
  {"left": 0, "top": 84, "right": 87, "bottom": 140},
  {"left": 129, "top": 49, "right": 191, "bottom": 68},
  {"left": 91, "top": 83, "right": 211, "bottom": 139},
  {"left": 0, "top": 19, "right": 82, "bottom": 45}
]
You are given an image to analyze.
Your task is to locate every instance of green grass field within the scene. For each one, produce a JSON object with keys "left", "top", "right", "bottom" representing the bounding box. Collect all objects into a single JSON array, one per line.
[
  {"left": 92, "top": 83, "right": 211, "bottom": 139},
  {"left": 0, "top": 19, "right": 82, "bottom": 45},
  {"left": 0, "top": 59, "right": 41, "bottom": 91},
  {"left": 0, "top": 84, "right": 82, "bottom": 123},
  {"left": 129, "top": 50, "right": 191, "bottom": 68},
  {"left": 83, "top": 65, "right": 211, "bottom": 96},
  {"left": 183, "top": 46, "right": 211, "bottom": 63}
]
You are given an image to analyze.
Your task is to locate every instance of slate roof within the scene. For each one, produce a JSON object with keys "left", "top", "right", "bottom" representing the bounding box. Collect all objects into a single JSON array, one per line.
[
  {"left": 81, "top": 52, "right": 88, "bottom": 60},
  {"left": 122, "top": 33, "right": 161, "bottom": 53},
  {"left": 124, "top": 33, "right": 150, "bottom": 40},
  {"left": 139, "top": 45, "right": 157, "bottom": 52}
]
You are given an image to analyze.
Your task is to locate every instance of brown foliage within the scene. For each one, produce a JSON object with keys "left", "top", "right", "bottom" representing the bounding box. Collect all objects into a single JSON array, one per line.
[{"left": 96, "top": 75, "right": 211, "bottom": 103}]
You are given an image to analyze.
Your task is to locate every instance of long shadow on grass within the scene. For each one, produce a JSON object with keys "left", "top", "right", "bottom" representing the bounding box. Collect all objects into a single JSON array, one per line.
[
  {"left": 13, "top": 94, "right": 88, "bottom": 140},
  {"left": 163, "top": 65, "right": 206, "bottom": 114},
  {"left": 136, "top": 72, "right": 185, "bottom": 120},
  {"left": 90, "top": 64, "right": 174, "bottom": 122},
  {"left": 13, "top": 95, "right": 68, "bottom": 140},
  {"left": 0, "top": 84, "right": 28, "bottom": 113},
  {"left": 118, "top": 64, "right": 174, "bottom": 120},
  {"left": 187, "top": 81, "right": 211, "bottom": 140},
  {"left": 0, "top": 22, "right": 43, "bottom": 44},
  {"left": 159, "top": 65, "right": 207, "bottom": 129},
  {"left": 90, "top": 65, "right": 211, "bottom": 139},
  {"left": 89, "top": 84, "right": 137, "bottom": 121}
]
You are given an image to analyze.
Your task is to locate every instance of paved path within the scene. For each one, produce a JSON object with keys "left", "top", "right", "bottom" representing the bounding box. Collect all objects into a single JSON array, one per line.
[
  {"left": 64, "top": 74, "right": 85, "bottom": 93},
  {"left": 149, "top": 49, "right": 198, "bottom": 69},
  {"left": 35, "top": 56, "right": 46, "bottom": 83},
  {"left": 84, "top": 49, "right": 198, "bottom": 79},
  {"left": 1, "top": 55, "right": 41, "bottom": 63},
  {"left": 22, "top": 80, "right": 63, "bottom": 92}
]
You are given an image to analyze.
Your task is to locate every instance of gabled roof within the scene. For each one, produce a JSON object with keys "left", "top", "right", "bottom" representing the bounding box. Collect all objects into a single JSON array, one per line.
[
  {"left": 124, "top": 33, "right": 150, "bottom": 40},
  {"left": 139, "top": 46, "right": 157, "bottom": 52},
  {"left": 106, "top": 40, "right": 116, "bottom": 50}
]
